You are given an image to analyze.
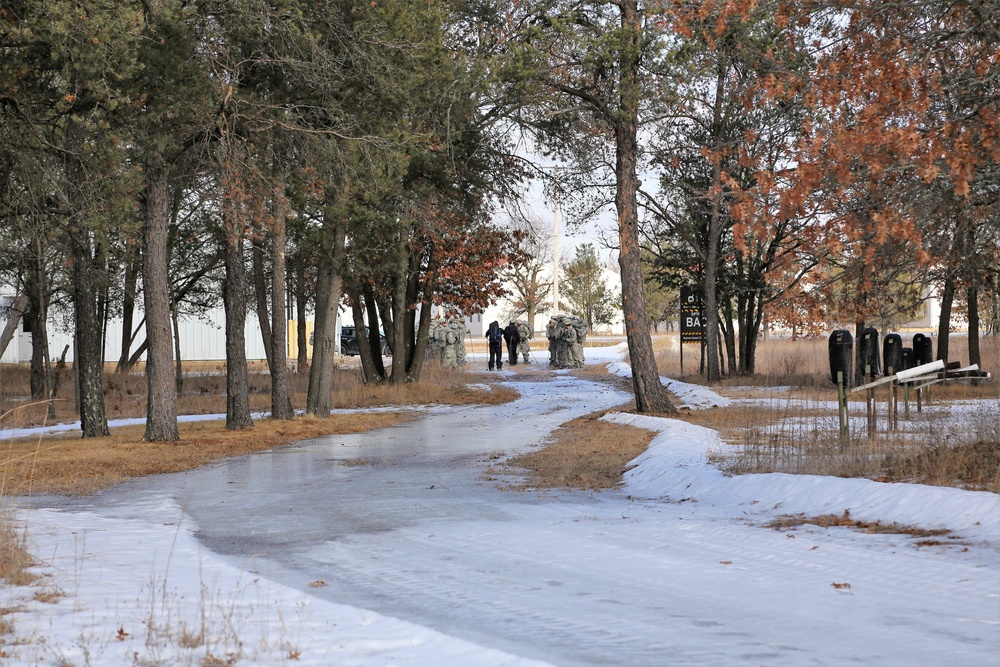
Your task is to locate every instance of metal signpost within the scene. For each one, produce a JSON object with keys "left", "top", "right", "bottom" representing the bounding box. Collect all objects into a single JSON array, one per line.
[{"left": 679, "top": 286, "right": 705, "bottom": 376}]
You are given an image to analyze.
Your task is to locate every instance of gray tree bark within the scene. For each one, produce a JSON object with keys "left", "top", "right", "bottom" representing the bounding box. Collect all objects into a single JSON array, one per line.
[
  {"left": 613, "top": 1, "right": 676, "bottom": 413},
  {"left": 142, "top": 149, "right": 180, "bottom": 441},
  {"left": 305, "top": 211, "right": 346, "bottom": 417},
  {"left": 66, "top": 121, "right": 109, "bottom": 437},
  {"left": 223, "top": 199, "right": 254, "bottom": 430},
  {"left": 269, "top": 182, "right": 294, "bottom": 420}
]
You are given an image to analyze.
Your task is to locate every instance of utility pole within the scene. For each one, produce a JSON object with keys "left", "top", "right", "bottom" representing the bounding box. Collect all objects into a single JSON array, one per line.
[
  {"left": 546, "top": 165, "right": 564, "bottom": 316},
  {"left": 552, "top": 194, "right": 560, "bottom": 315}
]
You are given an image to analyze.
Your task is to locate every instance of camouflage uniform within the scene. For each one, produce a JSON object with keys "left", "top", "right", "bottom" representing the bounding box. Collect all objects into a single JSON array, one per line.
[
  {"left": 426, "top": 316, "right": 467, "bottom": 369},
  {"left": 545, "top": 314, "right": 587, "bottom": 369},
  {"left": 515, "top": 320, "right": 532, "bottom": 364}
]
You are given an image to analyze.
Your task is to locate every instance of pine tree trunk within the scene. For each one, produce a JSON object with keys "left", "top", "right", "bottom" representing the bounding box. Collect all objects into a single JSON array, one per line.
[
  {"left": 66, "top": 122, "right": 109, "bottom": 438},
  {"left": 365, "top": 286, "right": 388, "bottom": 380},
  {"left": 172, "top": 298, "right": 183, "bottom": 395},
  {"left": 142, "top": 150, "right": 179, "bottom": 441},
  {"left": 937, "top": 276, "right": 955, "bottom": 363},
  {"left": 614, "top": 0, "right": 675, "bottom": 413},
  {"left": 305, "top": 212, "right": 346, "bottom": 417},
  {"left": 306, "top": 256, "right": 332, "bottom": 411},
  {"left": 252, "top": 236, "right": 273, "bottom": 370},
  {"left": 270, "top": 186, "right": 294, "bottom": 420},
  {"left": 295, "top": 265, "right": 309, "bottom": 372},
  {"left": 27, "top": 307, "right": 49, "bottom": 404},
  {"left": 389, "top": 225, "right": 409, "bottom": 385},
  {"left": 115, "top": 242, "right": 140, "bottom": 373},
  {"left": 223, "top": 203, "right": 253, "bottom": 431},
  {"left": 967, "top": 282, "right": 981, "bottom": 368},
  {"left": 0, "top": 293, "right": 27, "bottom": 360}
]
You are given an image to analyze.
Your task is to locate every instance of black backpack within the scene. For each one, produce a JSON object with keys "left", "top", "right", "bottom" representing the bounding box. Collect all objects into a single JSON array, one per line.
[{"left": 488, "top": 324, "right": 503, "bottom": 344}]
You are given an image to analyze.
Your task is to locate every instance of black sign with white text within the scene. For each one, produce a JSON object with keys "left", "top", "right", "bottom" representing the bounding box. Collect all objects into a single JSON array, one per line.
[{"left": 679, "top": 286, "right": 705, "bottom": 343}]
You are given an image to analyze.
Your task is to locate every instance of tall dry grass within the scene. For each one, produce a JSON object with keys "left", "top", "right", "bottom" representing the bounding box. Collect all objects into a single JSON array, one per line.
[
  {"left": 0, "top": 360, "right": 517, "bottom": 431},
  {"left": 653, "top": 332, "right": 999, "bottom": 392},
  {"left": 711, "top": 378, "right": 999, "bottom": 493},
  {"left": 649, "top": 332, "right": 999, "bottom": 493}
]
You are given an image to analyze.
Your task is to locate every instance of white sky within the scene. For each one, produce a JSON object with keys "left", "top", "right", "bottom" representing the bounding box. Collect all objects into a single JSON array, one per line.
[{"left": 2, "top": 344, "right": 998, "bottom": 666}]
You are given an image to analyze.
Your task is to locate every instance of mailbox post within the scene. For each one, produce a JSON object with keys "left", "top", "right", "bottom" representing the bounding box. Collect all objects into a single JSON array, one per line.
[
  {"left": 901, "top": 347, "right": 914, "bottom": 419},
  {"left": 912, "top": 334, "right": 933, "bottom": 411},
  {"left": 829, "top": 330, "right": 853, "bottom": 441},
  {"left": 883, "top": 333, "right": 903, "bottom": 430},
  {"left": 859, "top": 327, "right": 880, "bottom": 436}
]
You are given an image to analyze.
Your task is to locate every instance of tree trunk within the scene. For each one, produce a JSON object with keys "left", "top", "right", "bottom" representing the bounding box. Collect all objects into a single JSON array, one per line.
[
  {"left": 115, "top": 241, "right": 140, "bottom": 373},
  {"left": 350, "top": 293, "right": 378, "bottom": 383},
  {"left": 853, "top": 318, "right": 866, "bottom": 385},
  {"left": 967, "top": 282, "right": 981, "bottom": 368},
  {"left": 720, "top": 293, "right": 737, "bottom": 375},
  {"left": 295, "top": 265, "right": 310, "bottom": 372},
  {"left": 306, "top": 254, "right": 332, "bottom": 410},
  {"left": 988, "top": 272, "right": 1000, "bottom": 336},
  {"left": 358, "top": 285, "right": 392, "bottom": 383},
  {"left": 408, "top": 288, "right": 434, "bottom": 383},
  {"left": 404, "top": 246, "right": 435, "bottom": 382},
  {"left": 172, "top": 298, "right": 183, "bottom": 395},
  {"left": 252, "top": 235, "right": 273, "bottom": 370},
  {"left": 364, "top": 286, "right": 388, "bottom": 380},
  {"left": 223, "top": 199, "right": 253, "bottom": 431},
  {"left": 0, "top": 293, "right": 27, "bottom": 360},
  {"left": 613, "top": 0, "right": 675, "bottom": 413},
  {"left": 305, "top": 211, "right": 346, "bottom": 417},
  {"left": 389, "top": 224, "right": 409, "bottom": 385},
  {"left": 703, "top": 59, "right": 727, "bottom": 383},
  {"left": 269, "top": 182, "right": 294, "bottom": 420},
  {"left": 142, "top": 149, "right": 179, "bottom": 441},
  {"left": 936, "top": 276, "right": 955, "bottom": 363},
  {"left": 26, "top": 303, "right": 50, "bottom": 404},
  {"left": 66, "top": 123, "right": 109, "bottom": 438}
]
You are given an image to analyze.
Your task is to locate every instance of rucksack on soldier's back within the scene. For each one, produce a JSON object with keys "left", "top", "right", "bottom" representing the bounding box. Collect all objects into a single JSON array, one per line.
[{"left": 488, "top": 322, "right": 503, "bottom": 344}]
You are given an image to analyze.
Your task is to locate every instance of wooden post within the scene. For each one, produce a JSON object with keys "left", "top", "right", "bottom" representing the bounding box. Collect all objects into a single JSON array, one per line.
[
  {"left": 837, "top": 370, "right": 849, "bottom": 443},
  {"left": 865, "top": 372, "right": 875, "bottom": 438}
]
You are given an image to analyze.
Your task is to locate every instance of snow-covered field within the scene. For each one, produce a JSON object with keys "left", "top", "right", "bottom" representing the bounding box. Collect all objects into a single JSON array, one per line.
[{"left": 2, "top": 344, "right": 998, "bottom": 666}]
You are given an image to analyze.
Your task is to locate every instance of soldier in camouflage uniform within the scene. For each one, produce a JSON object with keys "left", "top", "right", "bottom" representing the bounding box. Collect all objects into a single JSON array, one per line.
[
  {"left": 426, "top": 316, "right": 467, "bottom": 369},
  {"left": 515, "top": 320, "right": 532, "bottom": 364},
  {"left": 546, "top": 314, "right": 587, "bottom": 369},
  {"left": 546, "top": 317, "right": 558, "bottom": 366}
]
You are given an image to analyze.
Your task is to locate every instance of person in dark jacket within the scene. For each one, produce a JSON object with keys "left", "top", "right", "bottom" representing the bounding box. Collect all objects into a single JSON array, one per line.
[
  {"left": 503, "top": 321, "right": 521, "bottom": 366},
  {"left": 486, "top": 320, "right": 504, "bottom": 370}
]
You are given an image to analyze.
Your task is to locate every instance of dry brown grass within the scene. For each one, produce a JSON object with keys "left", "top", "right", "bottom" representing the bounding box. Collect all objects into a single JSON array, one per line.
[
  {"left": 0, "top": 363, "right": 520, "bottom": 497},
  {"left": 1, "top": 412, "right": 415, "bottom": 497},
  {"left": 0, "top": 361, "right": 517, "bottom": 430},
  {"left": 502, "top": 413, "right": 657, "bottom": 491},
  {"left": 767, "top": 509, "right": 960, "bottom": 543},
  {"left": 652, "top": 333, "right": 1000, "bottom": 392},
  {"left": 0, "top": 511, "right": 36, "bottom": 587},
  {"left": 718, "top": 391, "right": 1000, "bottom": 492}
]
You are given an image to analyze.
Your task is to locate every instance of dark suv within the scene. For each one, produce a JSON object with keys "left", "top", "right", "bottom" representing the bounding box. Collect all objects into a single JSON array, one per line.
[{"left": 340, "top": 325, "right": 391, "bottom": 357}]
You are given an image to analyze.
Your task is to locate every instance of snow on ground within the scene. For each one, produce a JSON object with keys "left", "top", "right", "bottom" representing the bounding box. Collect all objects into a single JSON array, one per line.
[
  {"left": 1, "top": 344, "right": 998, "bottom": 666},
  {"left": 595, "top": 341, "right": 731, "bottom": 409}
]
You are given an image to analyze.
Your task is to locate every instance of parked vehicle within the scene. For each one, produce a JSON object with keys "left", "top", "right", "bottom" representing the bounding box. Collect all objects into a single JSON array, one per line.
[{"left": 340, "top": 325, "right": 391, "bottom": 357}]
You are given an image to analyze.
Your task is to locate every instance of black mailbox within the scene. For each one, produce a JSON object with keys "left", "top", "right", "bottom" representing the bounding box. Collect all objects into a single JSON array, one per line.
[
  {"left": 859, "top": 327, "right": 880, "bottom": 377},
  {"left": 829, "top": 329, "right": 853, "bottom": 385},
  {"left": 901, "top": 347, "right": 914, "bottom": 371},
  {"left": 883, "top": 333, "right": 903, "bottom": 375},
  {"left": 912, "top": 334, "right": 933, "bottom": 366}
]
